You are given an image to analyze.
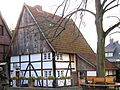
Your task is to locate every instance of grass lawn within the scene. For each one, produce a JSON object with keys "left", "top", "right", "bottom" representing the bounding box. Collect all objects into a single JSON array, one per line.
[{"left": 8, "top": 86, "right": 83, "bottom": 90}]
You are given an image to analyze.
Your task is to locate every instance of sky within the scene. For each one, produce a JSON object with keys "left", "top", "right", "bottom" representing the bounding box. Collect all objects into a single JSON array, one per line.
[{"left": 0, "top": 0, "right": 120, "bottom": 52}]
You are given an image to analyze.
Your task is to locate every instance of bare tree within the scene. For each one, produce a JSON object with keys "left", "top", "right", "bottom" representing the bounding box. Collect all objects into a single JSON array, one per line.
[{"left": 54, "top": 0, "right": 120, "bottom": 77}]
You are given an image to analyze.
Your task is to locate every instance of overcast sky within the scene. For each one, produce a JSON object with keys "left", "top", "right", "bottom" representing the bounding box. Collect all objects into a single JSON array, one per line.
[{"left": 0, "top": 0, "right": 120, "bottom": 52}]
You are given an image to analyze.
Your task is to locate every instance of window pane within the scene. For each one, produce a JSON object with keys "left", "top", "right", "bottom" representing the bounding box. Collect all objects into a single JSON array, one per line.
[
  {"left": 44, "top": 53, "right": 47, "bottom": 60},
  {"left": 10, "top": 64, "right": 13, "bottom": 70},
  {"left": 44, "top": 71, "right": 47, "bottom": 77},
  {"left": 61, "top": 71, "right": 64, "bottom": 76},
  {"left": 60, "top": 54, "right": 63, "bottom": 60},
  {"left": 48, "top": 53, "right": 51, "bottom": 59},
  {"left": 57, "top": 71, "right": 60, "bottom": 77},
  {"left": 49, "top": 71, "right": 51, "bottom": 76}
]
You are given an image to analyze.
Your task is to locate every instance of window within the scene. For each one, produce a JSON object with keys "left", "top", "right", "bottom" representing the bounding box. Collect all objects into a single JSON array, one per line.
[
  {"left": 57, "top": 71, "right": 60, "bottom": 77},
  {"left": 44, "top": 53, "right": 47, "bottom": 60},
  {"left": 60, "top": 54, "right": 63, "bottom": 60},
  {"left": 105, "top": 52, "right": 113, "bottom": 57},
  {"left": 57, "top": 55, "right": 59, "bottom": 60},
  {"left": 44, "top": 71, "right": 47, "bottom": 77},
  {"left": 43, "top": 52, "right": 52, "bottom": 60},
  {"left": 26, "top": 49, "right": 29, "bottom": 53},
  {"left": 0, "top": 25, "right": 3, "bottom": 35},
  {"left": 48, "top": 53, "right": 51, "bottom": 59},
  {"left": 49, "top": 71, "right": 51, "bottom": 76},
  {"left": 57, "top": 54, "right": 63, "bottom": 60},
  {"left": 26, "top": 42, "right": 29, "bottom": 47},
  {"left": 61, "top": 71, "right": 64, "bottom": 76}
]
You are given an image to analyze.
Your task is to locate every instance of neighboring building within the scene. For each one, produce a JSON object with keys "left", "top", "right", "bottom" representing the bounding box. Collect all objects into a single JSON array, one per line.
[
  {"left": 0, "top": 12, "right": 11, "bottom": 84},
  {"left": 0, "top": 12, "right": 11, "bottom": 62},
  {"left": 105, "top": 39, "right": 120, "bottom": 66},
  {"left": 10, "top": 4, "right": 118, "bottom": 87}
]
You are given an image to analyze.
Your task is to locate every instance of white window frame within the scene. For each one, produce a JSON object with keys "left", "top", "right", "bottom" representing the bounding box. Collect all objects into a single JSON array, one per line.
[
  {"left": 57, "top": 54, "right": 63, "bottom": 60},
  {"left": 43, "top": 52, "right": 52, "bottom": 61},
  {"left": 57, "top": 71, "right": 60, "bottom": 77},
  {"left": 44, "top": 71, "right": 47, "bottom": 77},
  {"left": 48, "top": 53, "right": 51, "bottom": 59},
  {"left": 44, "top": 53, "right": 47, "bottom": 60},
  {"left": 105, "top": 52, "right": 113, "bottom": 57}
]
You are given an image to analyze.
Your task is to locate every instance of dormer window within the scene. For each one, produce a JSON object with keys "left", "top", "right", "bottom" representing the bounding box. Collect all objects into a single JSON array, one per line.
[{"left": 105, "top": 52, "right": 113, "bottom": 57}]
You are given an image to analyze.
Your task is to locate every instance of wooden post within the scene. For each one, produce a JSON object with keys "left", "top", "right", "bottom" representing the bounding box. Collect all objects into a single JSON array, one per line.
[
  {"left": 52, "top": 51, "right": 57, "bottom": 87},
  {"left": 41, "top": 52, "right": 43, "bottom": 87}
]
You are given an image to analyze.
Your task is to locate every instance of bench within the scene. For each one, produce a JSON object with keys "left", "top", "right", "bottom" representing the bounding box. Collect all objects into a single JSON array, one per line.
[
  {"left": 80, "top": 83, "right": 120, "bottom": 90},
  {"left": 87, "top": 76, "right": 96, "bottom": 84},
  {"left": 87, "top": 76, "right": 114, "bottom": 84},
  {"left": 81, "top": 76, "right": 116, "bottom": 90}
]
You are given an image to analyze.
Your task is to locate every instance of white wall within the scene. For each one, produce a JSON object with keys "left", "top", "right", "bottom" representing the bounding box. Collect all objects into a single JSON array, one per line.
[
  {"left": 87, "top": 71, "right": 96, "bottom": 76},
  {"left": 30, "top": 54, "right": 41, "bottom": 61},
  {"left": 21, "top": 55, "right": 29, "bottom": 62},
  {"left": 43, "top": 62, "right": 52, "bottom": 69},
  {"left": 11, "top": 56, "right": 19, "bottom": 62}
]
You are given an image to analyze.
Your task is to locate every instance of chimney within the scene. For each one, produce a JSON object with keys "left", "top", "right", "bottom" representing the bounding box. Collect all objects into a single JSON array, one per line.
[
  {"left": 110, "top": 38, "right": 113, "bottom": 44},
  {"left": 34, "top": 5, "right": 42, "bottom": 11},
  {"left": 116, "top": 41, "right": 119, "bottom": 44}
]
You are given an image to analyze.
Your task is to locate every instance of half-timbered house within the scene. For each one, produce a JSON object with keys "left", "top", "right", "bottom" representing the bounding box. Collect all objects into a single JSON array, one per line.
[
  {"left": 10, "top": 4, "right": 118, "bottom": 87},
  {"left": 0, "top": 12, "right": 11, "bottom": 85}
]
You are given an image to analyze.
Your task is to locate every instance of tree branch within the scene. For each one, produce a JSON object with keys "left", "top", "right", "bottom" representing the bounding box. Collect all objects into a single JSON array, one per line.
[
  {"left": 52, "top": 0, "right": 66, "bottom": 18},
  {"left": 102, "top": 0, "right": 108, "bottom": 8},
  {"left": 62, "top": 0, "right": 69, "bottom": 16},
  {"left": 66, "top": 8, "right": 96, "bottom": 18},
  {"left": 105, "top": 22, "right": 120, "bottom": 37},
  {"left": 104, "top": 4, "right": 120, "bottom": 13},
  {"left": 103, "top": 0, "right": 117, "bottom": 11}
]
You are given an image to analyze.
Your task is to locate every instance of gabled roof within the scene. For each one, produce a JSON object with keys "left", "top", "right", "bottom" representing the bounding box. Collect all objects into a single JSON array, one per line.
[
  {"left": 105, "top": 42, "right": 116, "bottom": 53},
  {"left": 25, "top": 5, "right": 117, "bottom": 70},
  {"left": 0, "top": 12, "right": 12, "bottom": 38},
  {"left": 26, "top": 4, "right": 94, "bottom": 54}
]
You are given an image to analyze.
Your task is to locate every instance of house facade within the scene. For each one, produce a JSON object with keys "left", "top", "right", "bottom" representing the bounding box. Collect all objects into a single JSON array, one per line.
[
  {"left": 105, "top": 39, "right": 120, "bottom": 67},
  {"left": 10, "top": 4, "right": 118, "bottom": 87},
  {"left": 0, "top": 12, "right": 11, "bottom": 62},
  {"left": 0, "top": 12, "right": 11, "bottom": 86}
]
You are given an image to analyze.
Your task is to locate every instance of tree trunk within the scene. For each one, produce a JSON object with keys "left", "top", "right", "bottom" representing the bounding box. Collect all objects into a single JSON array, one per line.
[
  {"left": 95, "top": 0, "right": 105, "bottom": 77},
  {"left": 96, "top": 36, "right": 105, "bottom": 77}
]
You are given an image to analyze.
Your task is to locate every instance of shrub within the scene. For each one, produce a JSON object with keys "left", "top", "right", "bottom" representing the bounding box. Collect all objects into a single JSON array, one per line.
[
  {"left": 36, "top": 76, "right": 45, "bottom": 80},
  {"left": 28, "top": 76, "right": 35, "bottom": 83},
  {"left": 47, "top": 76, "right": 55, "bottom": 80}
]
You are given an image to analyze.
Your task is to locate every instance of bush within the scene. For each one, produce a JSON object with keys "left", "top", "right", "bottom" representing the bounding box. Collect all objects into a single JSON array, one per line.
[
  {"left": 47, "top": 76, "right": 55, "bottom": 80},
  {"left": 36, "top": 76, "right": 45, "bottom": 80},
  {"left": 11, "top": 76, "right": 18, "bottom": 80},
  {"left": 28, "top": 76, "right": 35, "bottom": 83},
  {"left": 20, "top": 76, "right": 27, "bottom": 80}
]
